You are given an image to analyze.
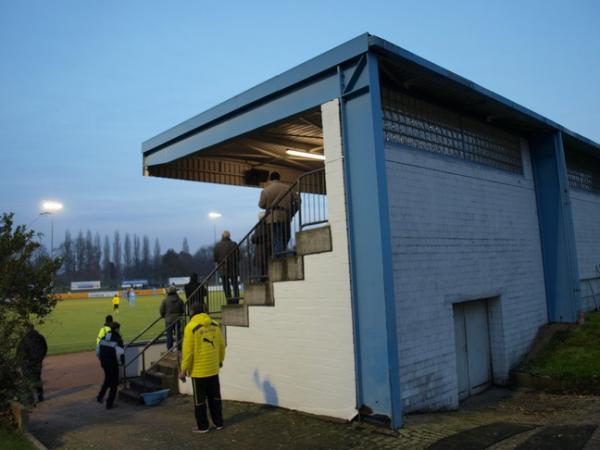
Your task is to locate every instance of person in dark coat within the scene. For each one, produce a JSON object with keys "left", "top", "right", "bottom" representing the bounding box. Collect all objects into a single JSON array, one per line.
[
  {"left": 160, "top": 286, "right": 185, "bottom": 350},
  {"left": 96, "top": 322, "right": 124, "bottom": 409},
  {"left": 185, "top": 273, "right": 207, "bottom": 313},
  {"left": 250, "top": 212, "right": 270, "bottom": 281},
  {"left": 213, "top": 231, "right": 240, "bottom": 304},
  {"left": 17, "top": 324, "right": 48, "bottom": 403},
  {"left": 259, "top": 171, "right": 294, "bottom": 256}
]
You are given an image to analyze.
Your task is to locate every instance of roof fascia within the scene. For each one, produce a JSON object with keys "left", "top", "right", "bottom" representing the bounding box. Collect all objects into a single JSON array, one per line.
[{"left": 142, "top": 33, "right": 371, "bottom": 155}]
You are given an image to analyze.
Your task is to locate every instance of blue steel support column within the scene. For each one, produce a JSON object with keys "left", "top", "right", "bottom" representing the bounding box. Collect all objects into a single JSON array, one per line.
[
  {"left": 339, "top": 52, "right": 402, "bottom": 427},
  {"left": 530, "top": 131, "right": 581, "bottom": 323}
]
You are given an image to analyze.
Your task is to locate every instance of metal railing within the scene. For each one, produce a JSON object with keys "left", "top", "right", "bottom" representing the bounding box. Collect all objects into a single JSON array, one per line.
[
  {"left": 121, "top": 168, "right": 327, "bottom": 385},
  {"left": 121, "top": 316, "right": 186, "bottom": 386},
  {"left": 191, "top": 168, "right": 327, "bottom": 312}
]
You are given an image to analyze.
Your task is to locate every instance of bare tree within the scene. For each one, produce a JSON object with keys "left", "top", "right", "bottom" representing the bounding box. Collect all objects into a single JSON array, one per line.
[
  {"left": 123, "top": 233, "right": 132, "bottom": 279},
  {"left": 142, "top": 235, "right": 151, "bottom": 278},
  {"left": 133, "top": 234, "right": 141, "bottom": 278},
  {"left": 113, "top": 230, "right": 122, "bottom": 280}
]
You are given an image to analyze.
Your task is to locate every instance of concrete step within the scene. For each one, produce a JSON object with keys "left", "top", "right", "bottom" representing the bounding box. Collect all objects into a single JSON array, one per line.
[
  {"left": 244, "top": 282, "right": 273, "bottom": 306},
  {"left": 160, "top": 352, "right": 179, "bottom": 363},
  {"left": 156, "top": 360, "right": 178, "bottom": 376},
  {"left": 145, "top": 370, "right": 179, "bottom": 392},
  {"left": 269, "top": 255, "right": 304, "bottom": 282},
  {"left": 119, "top": 388, "right": 144, "bottom": 404},
  {"left": 296, "top": 225, "right": 332, "bottom": 255},
  {"left": 129, "top": 376, "right": 161, "bottom": 393},
  {"left": 221, "top": 304, "right": 249, "bottom": 327}
]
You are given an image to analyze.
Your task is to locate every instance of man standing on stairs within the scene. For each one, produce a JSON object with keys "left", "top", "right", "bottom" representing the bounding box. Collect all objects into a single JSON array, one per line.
[
  {"left": 179, "top": 303, "right": 226, "bottom": 433},
  {"left": 213, "top": 231, "right": 240, "bottom": 304},
  {"left": 258, "top": 171, "right": 295, "bottom": 257},
  {"left": 160, "top": 286, "right": 185, "bottom": 350}
]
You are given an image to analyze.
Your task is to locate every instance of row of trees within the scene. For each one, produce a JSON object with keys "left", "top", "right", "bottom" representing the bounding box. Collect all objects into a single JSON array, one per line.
[{"left": 56, "top": 230, "right": 215, "bottom": 289}]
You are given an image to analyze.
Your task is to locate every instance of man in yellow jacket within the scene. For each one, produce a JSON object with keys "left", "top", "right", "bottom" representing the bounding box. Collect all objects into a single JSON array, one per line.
[{"left": 179, "top": 303, "right": 225, "bottom": 433}]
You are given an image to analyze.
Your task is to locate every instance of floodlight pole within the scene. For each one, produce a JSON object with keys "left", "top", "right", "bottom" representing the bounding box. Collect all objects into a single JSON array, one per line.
[
  {"left": 50, "top": 214, "right": 55, "bottom": 258},
  {"left": 41, "top": 201, "right": 63, "bottom": 258},
  {"left": 208, "top": 212, "right": 222, "bottom": 245}
]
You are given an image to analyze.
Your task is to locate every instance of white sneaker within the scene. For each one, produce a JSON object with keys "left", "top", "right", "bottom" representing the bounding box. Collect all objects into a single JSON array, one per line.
[{"left": 192, "top": 427, "right": 209, "bottom": 434}]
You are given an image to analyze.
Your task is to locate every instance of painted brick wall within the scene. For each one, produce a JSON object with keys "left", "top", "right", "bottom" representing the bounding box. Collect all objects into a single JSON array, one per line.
[
  {"left": 385, "top": 141, "right": 548, "bottom": 412},
  {"left": 571, "top": 190, "right": 600, "bottom": 311},
  {"left": 214, "top": 100, "right": 357, "bottom": 420}
]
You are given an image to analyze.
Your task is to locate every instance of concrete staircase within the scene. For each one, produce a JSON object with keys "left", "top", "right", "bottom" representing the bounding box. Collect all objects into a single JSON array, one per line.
[
  {"left": 119, "top": 351, "right": 180, "bottom": 403},
  {"left": 221, "top": 225, "right": 332, "bottom": 327}
]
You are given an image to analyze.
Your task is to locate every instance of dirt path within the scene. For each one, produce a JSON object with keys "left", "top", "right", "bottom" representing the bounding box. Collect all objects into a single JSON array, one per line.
[{"left": 42, "top": 351, "right": 102, "bottom": 395}]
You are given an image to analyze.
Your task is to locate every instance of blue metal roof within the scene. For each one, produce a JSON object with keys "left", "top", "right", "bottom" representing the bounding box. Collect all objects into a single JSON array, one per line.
[{"left": 142, "top": 33, "right": 599, "bottom": 161}]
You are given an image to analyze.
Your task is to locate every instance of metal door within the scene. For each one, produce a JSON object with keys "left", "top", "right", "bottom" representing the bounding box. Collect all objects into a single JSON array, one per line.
[{"left": 454, "top": 300, "right": 492, "bottom": 400}]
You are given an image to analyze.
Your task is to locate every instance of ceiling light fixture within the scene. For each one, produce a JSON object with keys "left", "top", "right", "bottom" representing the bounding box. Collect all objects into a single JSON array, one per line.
[{"left": 286, "top": 149, "right": 325, "bottom": 161}]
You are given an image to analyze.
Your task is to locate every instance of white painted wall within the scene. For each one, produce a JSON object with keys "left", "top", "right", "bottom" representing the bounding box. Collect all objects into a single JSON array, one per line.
[
  {"left": 124, "top": 341, "right": 168, "bottom": 378},
  {"left": 571, "top": 189, "right": 600, "bottom": 311},
  {"left": 189, "top": 100, "right": 357, "bottom": 420},
  {"left": 385, "top": 141, "right": 548, "bottom": 412}
]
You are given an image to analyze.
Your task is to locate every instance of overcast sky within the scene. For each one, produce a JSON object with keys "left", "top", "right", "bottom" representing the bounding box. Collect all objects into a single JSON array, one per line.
[{"left": 1, "top": 0, "right": 598, "bottom": 253}]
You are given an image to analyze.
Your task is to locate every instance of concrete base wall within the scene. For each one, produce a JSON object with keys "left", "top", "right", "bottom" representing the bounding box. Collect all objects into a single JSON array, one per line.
[{"left": 386, "top": 141, "right": 548, "bottom": 412}]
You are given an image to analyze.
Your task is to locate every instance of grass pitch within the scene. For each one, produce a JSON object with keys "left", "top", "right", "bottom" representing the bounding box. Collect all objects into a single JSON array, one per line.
[
  {"left": 38, "top": 292, "right": 230, "bottom": 355},
  {"left": 38, "top": 295, "right": 167, "bottom": 355}
]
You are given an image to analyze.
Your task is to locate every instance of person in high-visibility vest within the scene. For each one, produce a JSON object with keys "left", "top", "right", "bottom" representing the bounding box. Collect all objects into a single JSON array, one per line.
[{"left": 96, "top": 315, "right": 113, "bottom": 346}]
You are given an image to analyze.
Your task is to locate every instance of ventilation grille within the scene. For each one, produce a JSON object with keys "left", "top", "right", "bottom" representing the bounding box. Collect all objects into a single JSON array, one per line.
[
  {"left": 382, "top": 88, "right": 523, "bottom": 174},
  {"left": 566, "top": 150, "right": 600, "bottom": 193}
]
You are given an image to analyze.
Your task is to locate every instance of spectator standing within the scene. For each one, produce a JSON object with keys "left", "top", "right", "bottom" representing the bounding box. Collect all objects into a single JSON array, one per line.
[
  {"left": 179, "top": 303, "right": 226, "bottom": 433},
  {"left": 213, "top": 231, "right": 240, "bottom": 304},
  {"left": 185, "top": 273, "right": 206, "bottom": 312},
  {"left": 160, "top": 286, "right": 185, "bottom": 350},
  {"left": 17, "top": 324, "right": 48, "bottom": 403},
  {"left": 258, "top": 172, "right": 294, "bottom": 256},
  {"left": 250, "top": 212, "right": 270, "bottom": 281},
  {"left": 96, "top": 322, "right": 124, "bottom": 409}
]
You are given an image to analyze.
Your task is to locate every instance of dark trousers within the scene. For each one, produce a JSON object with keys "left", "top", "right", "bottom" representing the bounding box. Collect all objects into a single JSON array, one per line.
[
  {"left": 98, "top": 362, "right": 119, "bottom": 407},
  {"left": 222, "top": 275, "right": 239, "bottom": 303},
  {"left": 166, "top": 321, "right": 182, "bottom": 350},
  {"left": 192, "top": 375, "right": 223, "bottom": 429},
  {"left": 23, "top": 365, "right": 44, "bottom": 403},
  {"left": 271, "top": 222, "right": 290, "bottom": 255}
]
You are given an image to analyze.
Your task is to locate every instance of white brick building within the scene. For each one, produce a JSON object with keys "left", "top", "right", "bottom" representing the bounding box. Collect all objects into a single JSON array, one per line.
[{"left": 141, "top": 34, "right": 599, "bottom": 427}]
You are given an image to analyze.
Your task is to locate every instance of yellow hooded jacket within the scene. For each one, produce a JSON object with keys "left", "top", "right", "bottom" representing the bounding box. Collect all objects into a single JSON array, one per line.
[{"left": 181, "top": 313, "right": 225, "bottom": 378}]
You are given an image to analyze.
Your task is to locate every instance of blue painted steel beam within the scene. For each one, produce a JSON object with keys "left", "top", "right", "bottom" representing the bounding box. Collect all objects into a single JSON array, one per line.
[
  {"left": 530, "top": 131, "right": 581, "bottom": 322},
  {"left": 339, "top": 52, "right": 402, "bottom": 428},
  {"left": 143, "top": 33, "right": 371, "bottom": 154},
  {"left": 144, "top": 57, "right": 369, "bottom": 167}
]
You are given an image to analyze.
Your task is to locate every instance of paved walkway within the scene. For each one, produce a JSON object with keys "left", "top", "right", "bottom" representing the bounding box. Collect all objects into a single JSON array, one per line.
[
  {"left": 42, "top": 351, "right": 101, "bottom": 397},
  {"left": 29, "top": 385, "right": 600, "bottom": 449}
]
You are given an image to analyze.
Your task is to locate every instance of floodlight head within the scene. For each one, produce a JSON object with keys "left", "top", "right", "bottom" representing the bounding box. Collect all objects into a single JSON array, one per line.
[
  {"left": 42, "top": 201, "right": 63, "bottom": 213},
  {"left": 208, "top": 211, "right": 222, "bottom": 220}
]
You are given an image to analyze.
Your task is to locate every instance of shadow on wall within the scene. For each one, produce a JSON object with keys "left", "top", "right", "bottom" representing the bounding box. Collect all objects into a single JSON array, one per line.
[{"left": 253, "top": 369, "right": 279, "bottom": 406}]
